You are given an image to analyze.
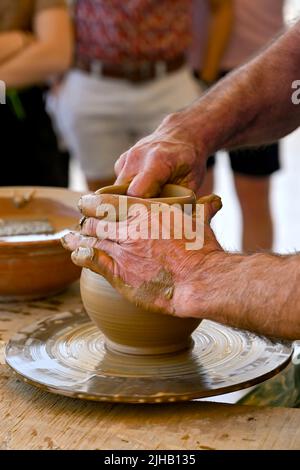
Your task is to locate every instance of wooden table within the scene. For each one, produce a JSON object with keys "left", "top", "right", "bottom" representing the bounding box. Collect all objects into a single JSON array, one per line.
[{"left": 0, "top": 283, "right": 299, "bottom": 450}]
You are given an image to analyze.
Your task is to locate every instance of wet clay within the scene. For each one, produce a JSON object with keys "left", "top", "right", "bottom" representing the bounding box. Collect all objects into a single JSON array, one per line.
[
  {"left": 5, "top": 309, "right": 293, "bottom": 403},
  {"left": 81, "top": 268, "right": 200, "bottom": 355},
  {"left": 80, "top": 184, "right": 201, "bottom": 356}
]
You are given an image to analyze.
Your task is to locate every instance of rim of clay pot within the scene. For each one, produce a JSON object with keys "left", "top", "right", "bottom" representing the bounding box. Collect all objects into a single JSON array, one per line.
[
  {"left": 0, "top": 186, "right": 83, "bottom": 249},
  {"left": 96, "top": 183, "right": 196, "bottom": 205}
]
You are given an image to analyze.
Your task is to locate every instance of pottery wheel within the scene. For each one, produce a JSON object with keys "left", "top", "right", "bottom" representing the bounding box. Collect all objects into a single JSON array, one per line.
[{"left": 5, "top": 310, "right": 293, "bottom": 403}]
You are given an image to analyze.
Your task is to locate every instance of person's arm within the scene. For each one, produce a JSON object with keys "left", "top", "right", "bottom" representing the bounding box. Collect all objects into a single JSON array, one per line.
[
  {"left": 180, "top": 251, "right": 300, "bottom": 340},
  {"left": 0, "top": 31, "right": 34, "bottom": 65},
  {"left": 0, "top": 7, "right": 73, "bottom": 89},
  {"left": 179, "top": 22, "right": 300, "bottom": 154},
  {"left": 115, "top": 21, "right": 300, "bottom": 197},
  {"left": 201, "top": 0, "right": 233, "bottom": 84}
]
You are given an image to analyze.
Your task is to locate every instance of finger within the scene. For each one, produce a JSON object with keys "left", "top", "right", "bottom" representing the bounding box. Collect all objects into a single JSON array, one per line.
[
  {"left": 61, "top": 231, "right": 93, "bottom": 251},
  {"left": 80, "top": 213, "right": 142, "bottom": 241},
  {"left": 127, "top": 170, "right": 168, "bottom": 198},
  {"left": 80, "top": 217, "right": 103, "bottom": 238},
  {"left": 78, "top": 193, "right": 124, "bottom": 218},
  {"left": 195, "top": 194, "right": 222, "bottom": 223},
  {"left": 78, "top": 194, "right": 104, "bottom": 216},
  {"left": 71, "top": 246, "right": 115, "bottom": 282},
  {"left": 78, "top": 186, "right": 129, "bottom": 216},
  {"left": 114, "top": 171, "right": 133, "bottom": 186},
  {"left": 116, "top": 146, "right": 173, "bottom": 196},
  {"left": 95, "top": 184, "right": 129, "bottom": 195},
  {"left": 114, "top": 152, "right": 127, "bottom": 177},
  {"left": 114, "top": 153, "right": 137, "bottom": 186},
  {"left": 80, "top": 216, "right": 126, "bottom": 241},
  {"left": 78, "top": 193, "right": 153, "bottom": 220},
  {"left": 61, "top": 231, "right": 115, "bottom": 253}
]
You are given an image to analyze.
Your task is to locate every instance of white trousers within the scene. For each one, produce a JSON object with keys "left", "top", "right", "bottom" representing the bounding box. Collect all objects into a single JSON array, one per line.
[{"left": 48, "top": 67, "right": 200, "bottom": 180}]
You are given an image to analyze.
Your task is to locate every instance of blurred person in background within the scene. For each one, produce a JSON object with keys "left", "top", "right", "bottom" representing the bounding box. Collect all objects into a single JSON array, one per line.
[
  {"left": 190, "top": 0, "right": 233, "bottom": 86},
  {"left": 0, "top": 0, "right": 73, "bottom": 187},
  {"left": 51, "top": 0, "right": 233, "bottom": 192},
  {"left": 190, "top": 0, "right": 285, "bottom": 251}
]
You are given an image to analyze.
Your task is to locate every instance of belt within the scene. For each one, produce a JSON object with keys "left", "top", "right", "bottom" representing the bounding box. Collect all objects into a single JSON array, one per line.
[{"left": 75, "top": 54, "right": 186, "bottom": 83}]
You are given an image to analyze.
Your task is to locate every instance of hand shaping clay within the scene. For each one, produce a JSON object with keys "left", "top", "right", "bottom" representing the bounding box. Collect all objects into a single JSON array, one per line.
[{"left": 80, "top": 184, "right": 201, "bottom": 356}]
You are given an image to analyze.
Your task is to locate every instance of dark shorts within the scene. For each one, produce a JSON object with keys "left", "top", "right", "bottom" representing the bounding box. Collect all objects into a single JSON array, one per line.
[
  {"left": 0, "top": 87, "right": 69, "bottom": 187},
  {"left": 207, "top": 143, "right": 280, "bottom": 177},
  {"left": 196, "top": 69, "right": 281, "bottom": 177}
]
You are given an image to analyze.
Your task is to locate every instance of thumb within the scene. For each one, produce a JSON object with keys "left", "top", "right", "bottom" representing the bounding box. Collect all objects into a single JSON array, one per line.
[
  {"left": 126, "top": 171, "right": 167, "bottom": 198},
  {"left": 195, "top": 194, "right": 222, "bottom": 224}
]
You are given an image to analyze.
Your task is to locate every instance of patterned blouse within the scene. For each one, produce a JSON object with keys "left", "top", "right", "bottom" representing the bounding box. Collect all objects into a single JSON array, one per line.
[{"left": 74, "top": 0, "right": 192, "bottom": 64}]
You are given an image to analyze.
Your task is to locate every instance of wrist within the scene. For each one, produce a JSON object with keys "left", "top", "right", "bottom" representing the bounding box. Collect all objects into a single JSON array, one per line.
[
  {"left": 157, "top": 111, "right": 210, "bottom": 161},
  {"left": 174, "top": 251, "right": 245, "bottom": 320}
]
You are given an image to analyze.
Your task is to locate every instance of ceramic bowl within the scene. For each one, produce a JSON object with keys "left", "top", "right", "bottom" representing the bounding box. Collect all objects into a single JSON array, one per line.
[
  {"left": 80, "top": 184, "right": 201, "bottom": 356},
  {"left": 0, "top": 187, "right": 82, "bottom": 301}
]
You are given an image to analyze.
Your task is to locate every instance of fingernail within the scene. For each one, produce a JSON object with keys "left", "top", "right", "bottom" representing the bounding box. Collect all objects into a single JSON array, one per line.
[
  {"left": 61, "top": 234, "right": 68, "bottom": 248},
  {"left": 73, "top": 247, "right": 94, "bottom": 262},
  {"left": 61, "top": 231, "right": 74, "bottom": 247}
]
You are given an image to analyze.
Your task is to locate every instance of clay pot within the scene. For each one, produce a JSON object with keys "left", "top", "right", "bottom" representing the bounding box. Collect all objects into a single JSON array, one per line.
[
  {"left": 80, "top": 184, "right": 201, "bottom": 355},
  {"left": 0, "top": 187, "right": 82, "bottom": 301}
]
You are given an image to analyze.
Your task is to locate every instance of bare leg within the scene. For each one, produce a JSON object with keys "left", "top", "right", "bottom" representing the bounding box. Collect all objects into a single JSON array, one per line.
[
  {"left": 234, "top": 174, "right": 273, "bottom": 251},
  {"left": 87, "top": 177, "right": 116, "bottom": 192}
]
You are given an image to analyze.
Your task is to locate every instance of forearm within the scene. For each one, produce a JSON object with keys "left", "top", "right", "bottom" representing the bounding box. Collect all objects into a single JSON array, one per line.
[
  {"left": 201, "top": 0, "right": 233, "bottom": 83},
  {"left": 0, "top": 8, "right": 73, "bottom": 89},
  {"left": 162, "top": 21, "right": 300, "bottom": 155},
  {"left": 0, "top": 41, "right": 70, "bottom": 88},
  {"left": 183, "top": 252, "right": 300, "bottom": 340},
  {"left": 0, "top": 31, "right": 33, "bottom": 65}
]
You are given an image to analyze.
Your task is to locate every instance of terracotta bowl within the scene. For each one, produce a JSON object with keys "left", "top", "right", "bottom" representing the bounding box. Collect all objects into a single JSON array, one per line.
[
  {"left": 80, "top": 184, "right": 201, "bottom": 356},
  {"left": 0, "top": 187, "right": 82, "bottom": 301}
]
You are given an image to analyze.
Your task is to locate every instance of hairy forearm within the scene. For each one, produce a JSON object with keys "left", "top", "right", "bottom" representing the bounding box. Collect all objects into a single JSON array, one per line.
[
  {"left": 201, "top": 0, "right": 233, "bottom": 83},
  {"left": 0, "top": 31, "right": 33, "bottom": 64},
  {"left": 163, "top": 21, "right": 300, "bottom": 155},
  {"left": 182, "top": 252, "right": 300, "bottom": 340}
]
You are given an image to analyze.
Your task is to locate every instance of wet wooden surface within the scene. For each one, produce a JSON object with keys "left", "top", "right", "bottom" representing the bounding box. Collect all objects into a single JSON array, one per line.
[{"left": 0, "top": 283, "right": 300, "bottom": 450}]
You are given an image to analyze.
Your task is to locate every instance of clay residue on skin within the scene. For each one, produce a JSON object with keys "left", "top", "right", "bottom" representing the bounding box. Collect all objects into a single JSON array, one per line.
[
  {"left": 90, "top": 266, "right": 176, "bottom": 315},
  {"left": 134, "top": 268, "right": 175, "bottom": 306}
]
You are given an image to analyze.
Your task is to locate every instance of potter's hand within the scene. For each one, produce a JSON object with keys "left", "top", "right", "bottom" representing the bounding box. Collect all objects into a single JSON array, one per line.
[
  {"left": 62, "top": 194, "right": 223, "bottom": 318},
  {"left": 114, "top": 114, "right": 206, "bottom": 198}
]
